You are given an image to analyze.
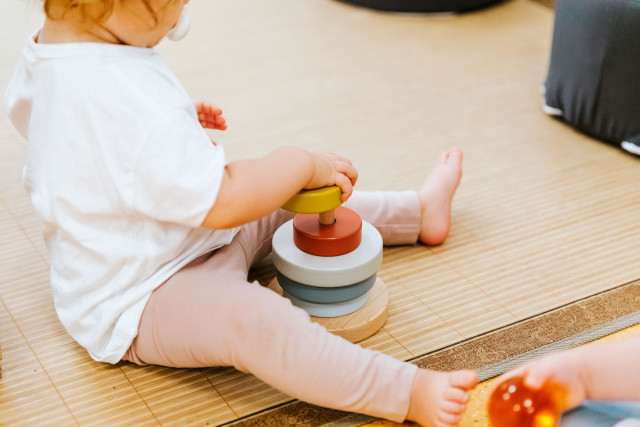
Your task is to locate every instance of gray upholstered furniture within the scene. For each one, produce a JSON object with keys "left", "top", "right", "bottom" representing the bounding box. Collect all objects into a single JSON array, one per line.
[{"left": 544, "top": 0, "right": 640, "bottom": 157}]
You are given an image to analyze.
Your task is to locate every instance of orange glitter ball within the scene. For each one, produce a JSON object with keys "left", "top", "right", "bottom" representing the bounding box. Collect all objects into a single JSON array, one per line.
[{"left": 488, "top": 376, "right": 567, "bottom": 427}]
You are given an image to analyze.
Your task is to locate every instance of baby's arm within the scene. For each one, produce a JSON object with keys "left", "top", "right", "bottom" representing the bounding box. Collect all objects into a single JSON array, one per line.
[
  {"left": 506, "top": 334, "right": 640, "bottom": 410},
  {"left": 201, "top": 146, "right": 358, "bottom": 230},
  {"left": 570, "top": 335, "right": 640, "bottom": 402}
]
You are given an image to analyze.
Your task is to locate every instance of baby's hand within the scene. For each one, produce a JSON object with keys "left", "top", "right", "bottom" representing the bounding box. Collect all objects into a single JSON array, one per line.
[
  {"left": 194, "top": 101, "right": 227, "bottom": 130},
  {"left": 307, "top": 152, "right": 358, "bottom": 202},
  {"left": 497, "top": 349, "right": 588, "bottom": 411}
]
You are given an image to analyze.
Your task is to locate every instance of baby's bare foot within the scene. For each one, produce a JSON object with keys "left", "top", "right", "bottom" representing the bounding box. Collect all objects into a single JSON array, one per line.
[
  {"left": 407, "top": 369, "right": 478, "bottom": 427},
  {"left": 418, "top": 147, "right": 463, "bottom": 245}
]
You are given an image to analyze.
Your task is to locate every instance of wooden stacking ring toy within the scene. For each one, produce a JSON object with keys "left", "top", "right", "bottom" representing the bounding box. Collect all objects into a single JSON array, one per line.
[
  {"left": 272, "top": 220, "right": 382, "bottom": 287},
  {"left": 277, "top": 272, "right": 376, "bottom": 304},
  {"left": 293, "top": 206, "right": 362, "bottom": 257},
  {"left": 271, "top": 185, "right": 389, "bottom": 342}
]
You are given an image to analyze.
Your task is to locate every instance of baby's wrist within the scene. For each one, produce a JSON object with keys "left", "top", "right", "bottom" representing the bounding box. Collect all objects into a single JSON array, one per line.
[{"left": 570, "top": 346, "right": 592, "bottom": 401}]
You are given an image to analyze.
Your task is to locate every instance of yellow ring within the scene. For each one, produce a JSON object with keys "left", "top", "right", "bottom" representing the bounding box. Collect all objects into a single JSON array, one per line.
[{"left": 282, "top": 186, "right": 343, "bottom": 214}]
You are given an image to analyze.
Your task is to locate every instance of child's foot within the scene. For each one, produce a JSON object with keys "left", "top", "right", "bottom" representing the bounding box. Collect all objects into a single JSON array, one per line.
[
  {"left": 407, "top": 369, "right": 478, "bottom": 427},
  {"left": 418, "top": 147, "right": 463, "bottom": 246}
]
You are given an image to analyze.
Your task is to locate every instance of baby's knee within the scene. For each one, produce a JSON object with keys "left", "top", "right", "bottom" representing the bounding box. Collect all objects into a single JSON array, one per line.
[{"left": 218, "top": 285, "right": 314, "bottom": 368}]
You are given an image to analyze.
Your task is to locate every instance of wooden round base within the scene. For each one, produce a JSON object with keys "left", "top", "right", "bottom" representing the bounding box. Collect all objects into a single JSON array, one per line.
[{"left": 268, "top": 276, "right": 389, "bottom": 343}]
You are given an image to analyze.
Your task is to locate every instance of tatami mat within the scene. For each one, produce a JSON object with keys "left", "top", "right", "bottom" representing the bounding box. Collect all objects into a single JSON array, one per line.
[{"left": 1, "top": 0, "right": 639, "bottom": 425}]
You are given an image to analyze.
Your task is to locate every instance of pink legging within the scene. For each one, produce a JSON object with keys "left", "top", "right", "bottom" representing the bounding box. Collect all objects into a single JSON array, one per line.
[{"left": 123, "top": 191, "right": 421, "bottom": 422}]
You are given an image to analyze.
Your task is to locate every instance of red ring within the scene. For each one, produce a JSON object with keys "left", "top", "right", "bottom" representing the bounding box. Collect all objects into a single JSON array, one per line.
[{"left": 293, "top": 207, "right": 362, "bottom": 257}]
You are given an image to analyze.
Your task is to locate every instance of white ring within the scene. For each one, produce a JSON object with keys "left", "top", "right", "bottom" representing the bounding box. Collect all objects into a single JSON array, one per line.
[{"left": 272, "top": 220, "right": 382, "bottom": 287}]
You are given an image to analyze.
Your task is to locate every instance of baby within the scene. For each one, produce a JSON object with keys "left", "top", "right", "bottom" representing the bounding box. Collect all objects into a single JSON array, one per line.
[{"left": 5, "top": 1, "right": 477, "bottom": 425}]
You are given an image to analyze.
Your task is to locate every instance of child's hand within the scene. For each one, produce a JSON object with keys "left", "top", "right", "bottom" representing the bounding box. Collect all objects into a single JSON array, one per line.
[
  {"left": 497, "top": 349, "right": 589, "bottom": 411},
  {"left": 306, "top": 152, "right": 358, "bottom": 202},
  {"left": 194, "top": 101, "right": 227, "bottom": 130}
]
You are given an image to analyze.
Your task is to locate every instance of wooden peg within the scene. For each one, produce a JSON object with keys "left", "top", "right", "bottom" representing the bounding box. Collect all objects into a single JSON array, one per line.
[{"left": 318, "top": 209, "right": 335, "bottom": 225}]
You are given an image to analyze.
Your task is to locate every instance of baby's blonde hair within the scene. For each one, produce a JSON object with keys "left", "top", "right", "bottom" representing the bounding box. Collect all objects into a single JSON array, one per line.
[
  {"left": 43, "top": 0, "right": 114, "bottom": 22},
  {"left": 43, "top": 0, "right": 157, "bottom": 24}
]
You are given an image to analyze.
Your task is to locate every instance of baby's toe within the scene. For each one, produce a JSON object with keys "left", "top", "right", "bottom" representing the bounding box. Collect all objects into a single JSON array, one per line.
[
  {"left": 448, "top": 370, "right": 478, "bottom": 390},
  {"left": 444, "top": 387, "right": 469, "bottom": 404},
  {"left": 437, "top": 410, "right": 463, "bottom": 426},
  {"left": 441, "top": 400, "right": 467, "bottom": 416}
]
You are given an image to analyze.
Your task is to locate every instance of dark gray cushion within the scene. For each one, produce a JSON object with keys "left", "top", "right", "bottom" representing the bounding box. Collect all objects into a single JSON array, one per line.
[
  {"left": 335, "top": 0, "right": 505, "bottom": 13},
  {"left": 544, "top": 0, "right": 640, "bottom": 156}
]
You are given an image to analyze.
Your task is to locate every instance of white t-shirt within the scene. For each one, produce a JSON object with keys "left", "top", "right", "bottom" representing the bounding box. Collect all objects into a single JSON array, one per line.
[{"left": 4, "top": 32, "right": 238, "bottom": 364}]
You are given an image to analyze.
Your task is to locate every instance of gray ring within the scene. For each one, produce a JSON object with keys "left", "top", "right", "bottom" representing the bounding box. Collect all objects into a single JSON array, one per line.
[
  {"left": 282, "top": 289, "right": 369, "bottom": 318},
  {"left": 277, "top": 272, "right": 376, "bottom": 304}
]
